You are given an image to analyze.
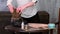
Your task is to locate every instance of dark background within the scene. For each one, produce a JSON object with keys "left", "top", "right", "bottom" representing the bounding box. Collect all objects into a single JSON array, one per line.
[{"left": 0, "top": 11, "right": 49, "bottom": 34}]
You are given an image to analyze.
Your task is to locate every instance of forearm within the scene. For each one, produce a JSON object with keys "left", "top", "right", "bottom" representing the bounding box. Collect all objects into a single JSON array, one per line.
[
  {"left": 7, "top": 1, "right": 14, "bottom": 13},
  {"left": 20, "top": 2, "right": 35, "bottom": 9},
  {"left": 22, "top": 0, "right": 37, "bottom": 8},
  {"left": 24, "top": 2, "right": 35, "bottom": 8}
]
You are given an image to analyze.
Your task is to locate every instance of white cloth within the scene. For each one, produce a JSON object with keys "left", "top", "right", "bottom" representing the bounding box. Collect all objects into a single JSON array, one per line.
[{"left": 7, "top": 0, "right": 38, "bottom": 18}]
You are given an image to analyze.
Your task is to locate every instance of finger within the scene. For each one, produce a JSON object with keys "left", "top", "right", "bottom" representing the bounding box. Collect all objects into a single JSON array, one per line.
[{"left": 16, "top": 8, "right": 19, "bottom": 13}]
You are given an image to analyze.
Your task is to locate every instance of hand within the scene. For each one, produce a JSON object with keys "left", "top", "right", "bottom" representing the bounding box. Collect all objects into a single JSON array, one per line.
[
  {"left": 16, "top": 7, "right": 23, "bottom": 14},
  {"left": 8, "top": 4, "right": 14, "bottom": 13},
  {"left": 16, "top": 7, "right": 21, "bottom": 13},
  {"left": 16, "top": 6, "right": 26, "bottom": 13}
]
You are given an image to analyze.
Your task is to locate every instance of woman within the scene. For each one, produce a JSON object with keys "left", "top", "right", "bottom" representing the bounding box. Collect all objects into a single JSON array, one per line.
[{"left": 7, "top": 0, "right": 40, "bottom": 23}]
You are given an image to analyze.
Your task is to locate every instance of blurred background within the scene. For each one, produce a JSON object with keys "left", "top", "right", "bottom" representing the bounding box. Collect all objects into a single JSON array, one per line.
[{"left": 0, "top": 0, "right": 60, "bottom": 34}]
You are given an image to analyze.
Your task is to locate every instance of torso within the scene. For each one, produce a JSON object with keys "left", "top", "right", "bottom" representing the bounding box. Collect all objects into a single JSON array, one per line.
[{"left": 12, "top": 0, "right": 38, "bottom": 18}]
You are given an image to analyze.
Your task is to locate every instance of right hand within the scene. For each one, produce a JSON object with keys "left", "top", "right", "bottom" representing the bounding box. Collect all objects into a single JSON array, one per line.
[{"left": 8, "top": 4, "right": 14, "bottom": 13}]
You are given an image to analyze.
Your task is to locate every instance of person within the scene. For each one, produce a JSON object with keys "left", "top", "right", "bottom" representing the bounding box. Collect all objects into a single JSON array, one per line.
[{"left": 7, "top": 0, "right": 40, "bottom": 23}]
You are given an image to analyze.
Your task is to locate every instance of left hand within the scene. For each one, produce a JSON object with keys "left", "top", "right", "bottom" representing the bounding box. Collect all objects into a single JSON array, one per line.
[
  {"left": 16, "top": 6, "right": 26, "bottom": 13},
  {"left": 16, "top": 6, "right": 25, "bottom": 14},
  {"left": 16, "top": 7, "right": 21, "bottom": 13}
]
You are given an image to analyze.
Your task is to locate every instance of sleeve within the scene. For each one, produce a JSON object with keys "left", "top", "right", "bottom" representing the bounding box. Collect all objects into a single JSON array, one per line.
[
  {"left": 32, "top": 0, "right": 37, "bottom": 3},
  {"left": 7, "top": 0, "right": 12, "bottom": 6}
]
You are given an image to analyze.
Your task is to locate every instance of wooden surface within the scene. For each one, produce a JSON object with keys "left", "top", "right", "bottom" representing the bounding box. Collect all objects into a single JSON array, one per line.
[
  {"left": 5, "top": 23, "right": 55, "bottom": 34},
  {"left": 5, "top": 25, "right": 48, "bottom": 32},
  {"left": 5, "top": 23, "right": 49, "bottom": 33}
]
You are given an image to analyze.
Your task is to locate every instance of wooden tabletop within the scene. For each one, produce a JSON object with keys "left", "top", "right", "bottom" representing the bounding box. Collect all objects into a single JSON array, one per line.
[{"left": 5, "top": 23, "right": 49, "bottom": 32}]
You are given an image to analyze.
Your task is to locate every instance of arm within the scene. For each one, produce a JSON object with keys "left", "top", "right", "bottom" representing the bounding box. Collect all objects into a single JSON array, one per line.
[
  {"left": 20, "top": 0, "right": 37, "bottom": 9},
  {"left": 7, "top": 0, "right": 14, "bottom": 13},
  {"left": 16, "top": 0, "right": 37, "bottom": 13}
]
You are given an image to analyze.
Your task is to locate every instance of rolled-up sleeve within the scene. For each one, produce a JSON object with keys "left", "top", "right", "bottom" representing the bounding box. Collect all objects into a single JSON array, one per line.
[
  {"left": 32, "top": 0, "right": 37, "bottom": 3},
  {"left": 7, "top": 0, "right": 12, "bottom": 6},
  {"left": 32, "top": 0, "right": 37, "bottom": 5}
]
